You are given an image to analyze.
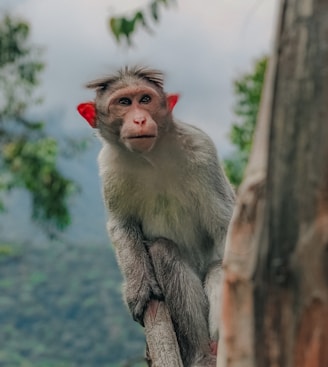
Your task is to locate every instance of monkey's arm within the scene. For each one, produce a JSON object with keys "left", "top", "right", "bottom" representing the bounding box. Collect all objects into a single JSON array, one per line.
[
  {"left": 107, "top": 215, "right": 163, "bottom": 325},
  {"left": 192, "top": 130, "right": 235, "bottom": 255}
]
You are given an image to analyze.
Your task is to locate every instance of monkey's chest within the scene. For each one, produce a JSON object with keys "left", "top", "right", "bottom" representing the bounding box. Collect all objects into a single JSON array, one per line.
[
  {"left": 135, "top": 187, "right": 203, "bottom": 250},
  {"left": 108, "top": 167, "right": 207, "bottom": 252}
]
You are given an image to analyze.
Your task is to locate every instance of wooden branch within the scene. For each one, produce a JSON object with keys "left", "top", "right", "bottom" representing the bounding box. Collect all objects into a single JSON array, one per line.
[{"left": 144, "top": 300, "right": 183, "bottom": 367}]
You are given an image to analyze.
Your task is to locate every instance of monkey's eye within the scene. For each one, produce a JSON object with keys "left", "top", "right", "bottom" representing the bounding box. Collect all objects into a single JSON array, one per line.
[
  {"left": 140, "top": 95, "right": 151, "bottom": 104},
  {"left": 118, "top": 97, "right": 132, "bottom": 105}
]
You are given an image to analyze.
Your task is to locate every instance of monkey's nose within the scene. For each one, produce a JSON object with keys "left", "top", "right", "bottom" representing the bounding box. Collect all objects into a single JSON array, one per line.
[{"left": 133, "top": 117, "right": 146, "bottom": 125}]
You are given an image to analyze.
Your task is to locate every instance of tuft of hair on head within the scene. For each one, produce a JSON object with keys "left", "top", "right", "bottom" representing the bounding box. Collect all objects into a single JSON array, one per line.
[{"left": 85, "top": 65, "right": 165, "bottom": 93}]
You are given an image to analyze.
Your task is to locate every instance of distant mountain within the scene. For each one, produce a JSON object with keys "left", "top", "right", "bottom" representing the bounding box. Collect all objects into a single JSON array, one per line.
[
  {"left": 0, "top": 240, "right": 146, "bottom": 367},
  {"left": 0, "top": 109, "right": 147, "bottom": 366}
]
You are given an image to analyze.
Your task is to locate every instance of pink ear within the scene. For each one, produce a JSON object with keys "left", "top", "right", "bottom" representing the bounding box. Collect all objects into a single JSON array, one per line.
[
  {"left": 77, "top": 102, "right": 97, "bottom": 128},
  {"left": 167, "top": 94, "right": 180, "bottom": 112}
]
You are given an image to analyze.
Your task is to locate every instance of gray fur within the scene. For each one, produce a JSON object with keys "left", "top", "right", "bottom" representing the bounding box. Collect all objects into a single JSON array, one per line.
[
  {"left": 86, "top": 65, "right": 165, "bottom": 93},
  {"left": 88, "top": 67, "right": 235, "bottom": 367}
]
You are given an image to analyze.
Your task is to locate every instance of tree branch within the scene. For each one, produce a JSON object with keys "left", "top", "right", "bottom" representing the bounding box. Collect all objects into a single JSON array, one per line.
[{"left": 144, "top": 300, "right": 183, "bottom": 367}]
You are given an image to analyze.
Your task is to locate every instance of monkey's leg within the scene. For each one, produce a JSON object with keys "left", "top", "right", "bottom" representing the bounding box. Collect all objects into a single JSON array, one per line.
[
  {"left": 147, "top": 238, "right": 215, "bottom": 367},
  {"left": 204, "top": 260, "right": 223, "bottom": 343}
]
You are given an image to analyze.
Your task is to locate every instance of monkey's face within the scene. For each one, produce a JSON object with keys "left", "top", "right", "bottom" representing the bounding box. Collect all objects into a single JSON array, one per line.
[
  {"left": 107, "top": 85, "right": 163, "bottom": 153},
  {"left": 77, "top": 78, "right": 179, "bottom": 154}
]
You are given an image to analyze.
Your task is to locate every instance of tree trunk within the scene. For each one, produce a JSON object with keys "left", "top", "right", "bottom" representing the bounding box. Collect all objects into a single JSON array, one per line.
[{"left": 218, "top": 0, "right": 328, "bottom": 366}]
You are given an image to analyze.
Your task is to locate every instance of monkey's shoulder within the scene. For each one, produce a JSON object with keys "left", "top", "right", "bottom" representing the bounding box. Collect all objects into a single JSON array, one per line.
[
  {"left": 175, "top": 121, "right": 235, "bottom": 205},
  {"left": 173, "top": 121, "right": 219, "bottom": 164},
  {"left": 175, "top": 121, "right": 216, "bottom": 148}
]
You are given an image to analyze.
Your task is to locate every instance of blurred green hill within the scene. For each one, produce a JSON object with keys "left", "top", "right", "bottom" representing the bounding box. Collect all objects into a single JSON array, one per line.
[{"left": 0, "top": 241, "right": 145, "bottom": 367}]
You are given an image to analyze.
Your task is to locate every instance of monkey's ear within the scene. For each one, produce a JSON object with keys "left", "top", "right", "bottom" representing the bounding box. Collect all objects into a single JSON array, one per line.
[
  {"left": 77, "top": 102, "right": 97, "bottom": 128},
  {"left": 167, "top": 94, "right": 180, "bottom": 112}
]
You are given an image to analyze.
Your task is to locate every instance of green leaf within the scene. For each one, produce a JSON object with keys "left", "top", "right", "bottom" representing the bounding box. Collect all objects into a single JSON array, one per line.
[
  {"left": 224, "top": 56, "right": 268, "bottom": 187},
  {"left": 134, "top": 11, "right": 148, "bottom": 28},
  {"left": 109, "top": 17, "right": 122, "bottom": 42},
  {"left": 121, "top": 17, "right": 136, "bottom": 39},
  {"left": 108, "top": 0, "right": 175, "bottom": 44},
  {"left": 2, "top": 138, "right": 77, "bottom": 231},
  {"left": 150, "top": 1, "right": 159, "bottom": 22}
]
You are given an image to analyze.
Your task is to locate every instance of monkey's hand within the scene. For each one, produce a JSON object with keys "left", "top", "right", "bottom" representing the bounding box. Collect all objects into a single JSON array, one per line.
[
  {"left": 108, "top": 218, "right": 163, "bottom": 325},
  {"left": 124, "top": 267, "right": 163, "bottom": 326}
]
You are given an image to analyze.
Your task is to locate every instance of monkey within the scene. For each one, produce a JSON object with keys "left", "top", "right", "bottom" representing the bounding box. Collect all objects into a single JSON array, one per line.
[{"left": 77, "top": 66, "right": 235, "bottom": 367}]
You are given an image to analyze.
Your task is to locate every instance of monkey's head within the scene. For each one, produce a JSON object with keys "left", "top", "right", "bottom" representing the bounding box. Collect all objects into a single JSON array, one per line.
[{"left": 77, "top": 66, "right": 179, "bottom": 153}]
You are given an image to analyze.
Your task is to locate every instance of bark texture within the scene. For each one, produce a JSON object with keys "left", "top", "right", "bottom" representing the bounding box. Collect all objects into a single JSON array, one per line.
[
  {"left": 144, "top": 300, "right": 183, "bottom": 367},
  {"left": 218, "top": 0, "right": 328, "bottom": 366}
]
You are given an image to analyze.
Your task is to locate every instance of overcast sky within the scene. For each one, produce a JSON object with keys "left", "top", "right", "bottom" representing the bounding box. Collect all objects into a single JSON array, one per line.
[
  {"left": 1, "top": 0, "right": 279, "bottom": 245},
  {"left": 2, "top": 0, "right": 278, "bottom": 153}
]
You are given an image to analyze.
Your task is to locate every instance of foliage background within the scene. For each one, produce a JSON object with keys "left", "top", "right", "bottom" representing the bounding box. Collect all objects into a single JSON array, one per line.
[
  {"left": 0, "top": 15, "right": 76, "bottom": 235},
  {"left": 224, "top": 56, "right": 267, "bottom": 186}
]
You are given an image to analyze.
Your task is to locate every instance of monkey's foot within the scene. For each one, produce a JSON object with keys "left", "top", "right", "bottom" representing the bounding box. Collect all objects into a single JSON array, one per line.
[
  {"left": 192, "top": 354, "right": 217, "bottom": 367},
  {"left": 210, "top": 341, "right": 218, "bottom": 356}
]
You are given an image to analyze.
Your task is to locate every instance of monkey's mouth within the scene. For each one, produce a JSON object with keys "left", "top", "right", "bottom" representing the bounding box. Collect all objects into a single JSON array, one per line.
[
  {"left": 125, "top": 135, "right": 157, "bottom": 153},
  {"left": 127, "top": 135, "right": 157, "bottom": 139}
]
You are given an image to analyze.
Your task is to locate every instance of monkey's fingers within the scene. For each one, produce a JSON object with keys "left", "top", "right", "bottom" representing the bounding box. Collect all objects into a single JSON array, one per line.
[
  {"left": 126, "top": 282, "right": 155, "bottom": 326},
  {"left": 128, "top": 297, "right": 148, "bottom": 326},
  {"left": 150, "top": 280, "right": 164, "bottom": 301}
]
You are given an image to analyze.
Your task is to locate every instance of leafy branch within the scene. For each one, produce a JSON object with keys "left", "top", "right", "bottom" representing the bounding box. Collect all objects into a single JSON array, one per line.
[
  {"left": 224, "top": 56, "right": 268, "bottom": 187},
  {"left": 0, "top": 14, "right": 78, "bottom": 235},
  {"left": 109, "top": 0, "right": 176, "bottom": 44}
]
